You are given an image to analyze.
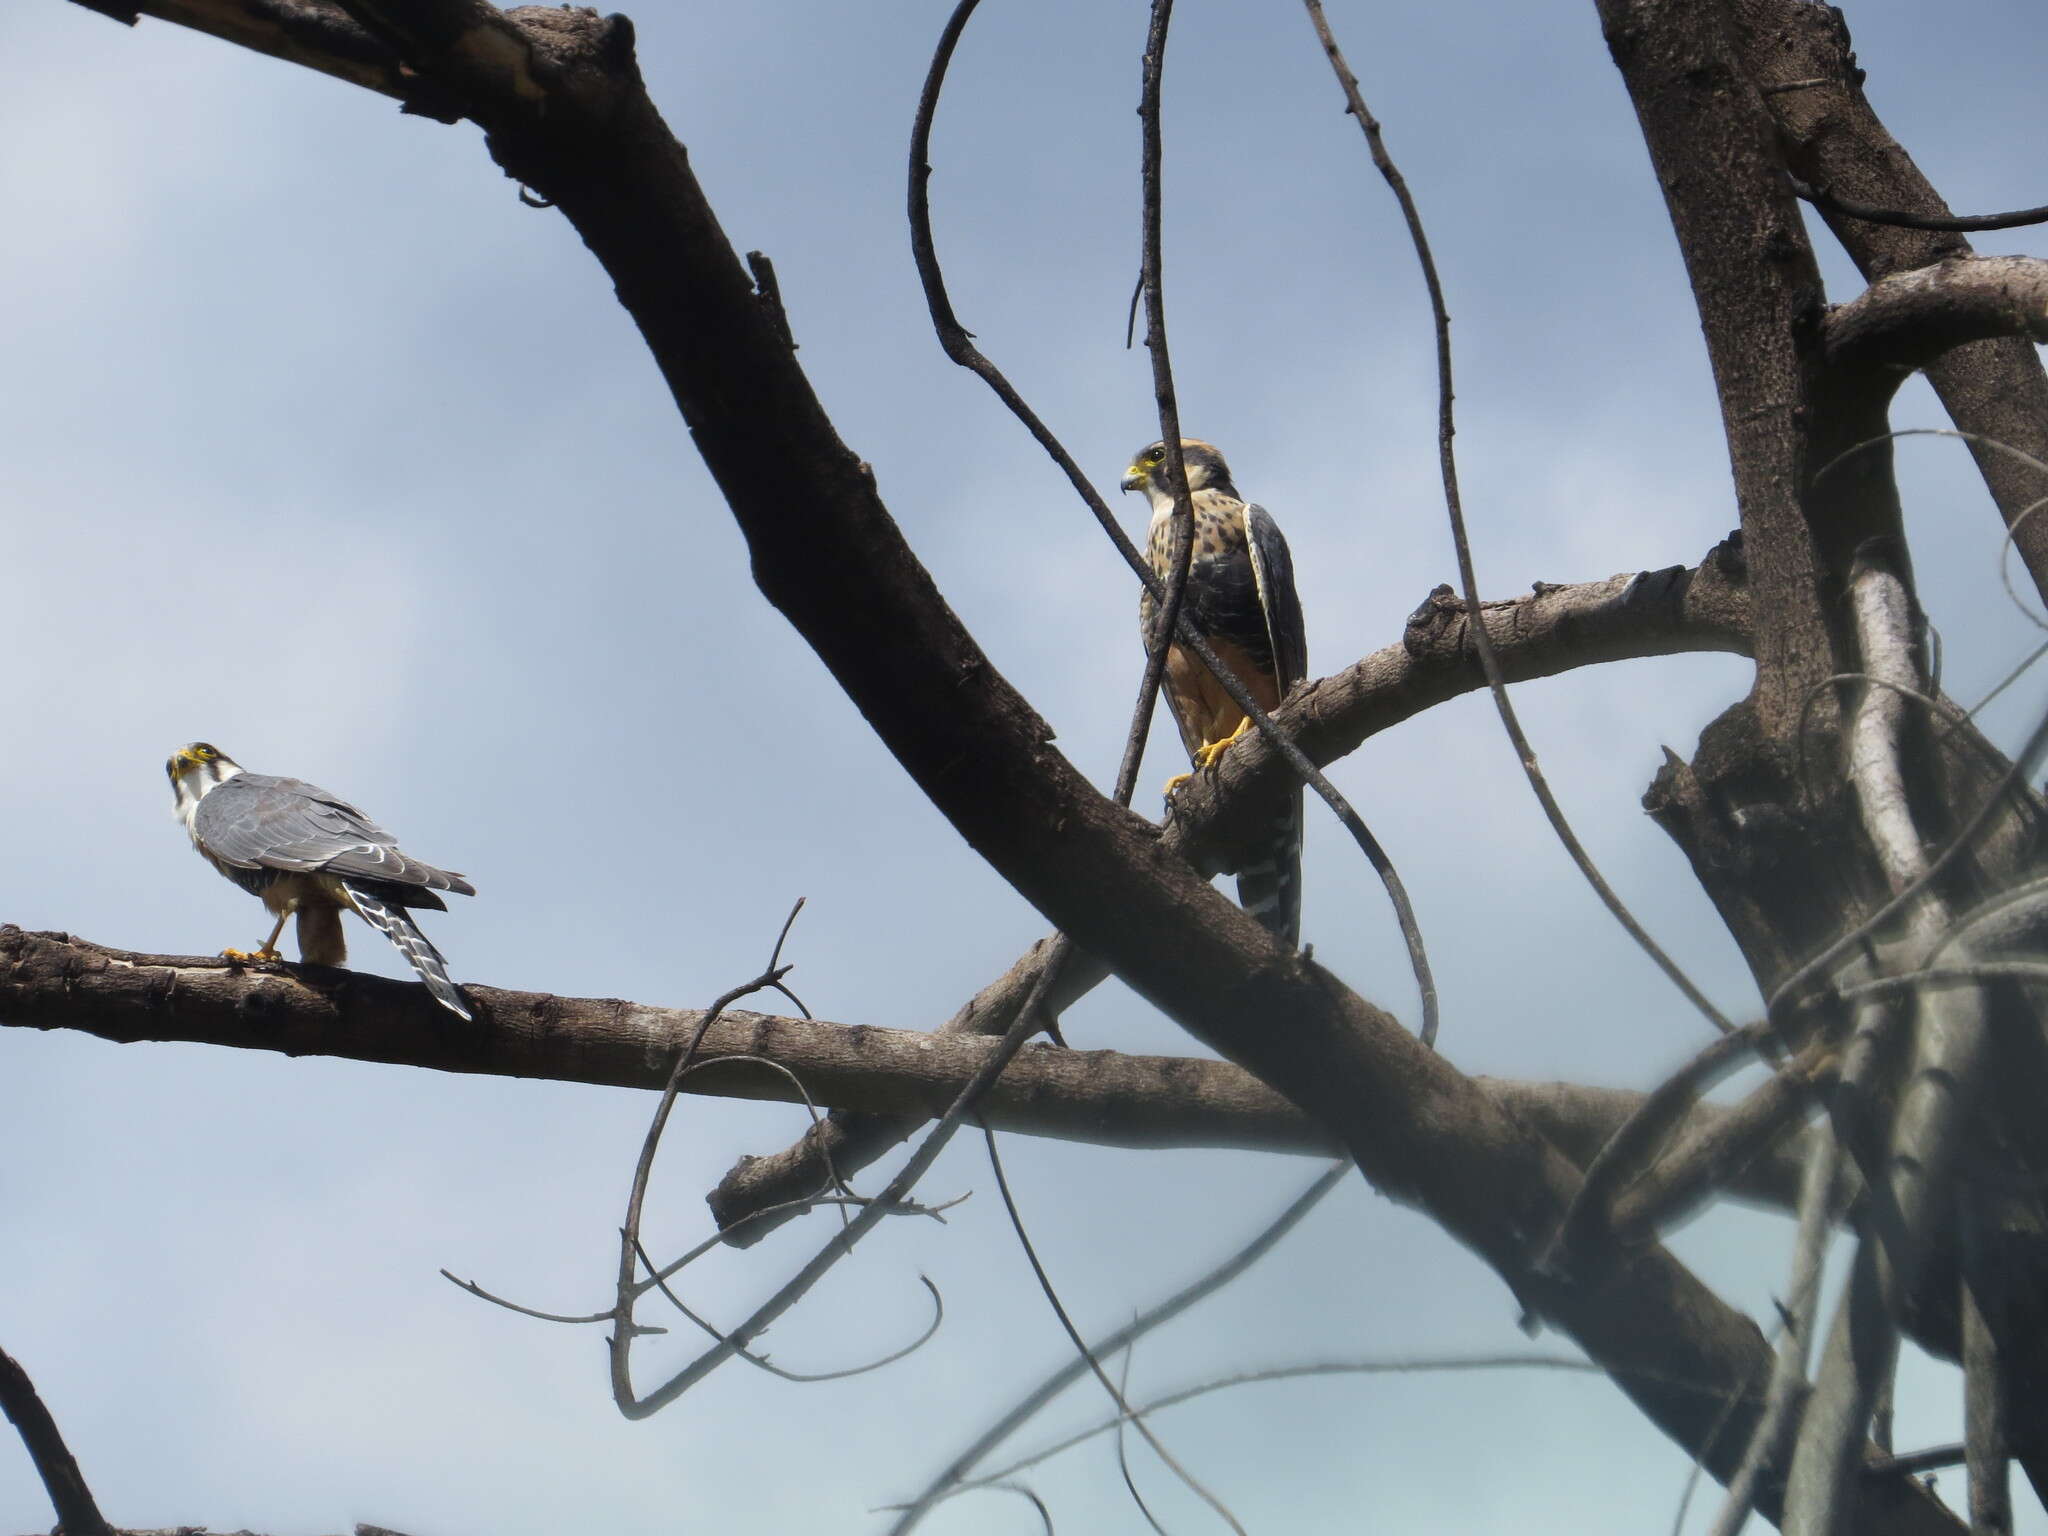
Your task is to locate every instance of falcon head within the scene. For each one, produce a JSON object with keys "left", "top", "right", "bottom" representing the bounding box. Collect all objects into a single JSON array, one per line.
[
  {"left": 166, "top": 742, "right": 244, "bottom": 814},
  {"left": 1119, "top": 438, "right": 1238, "bottom": 509}
]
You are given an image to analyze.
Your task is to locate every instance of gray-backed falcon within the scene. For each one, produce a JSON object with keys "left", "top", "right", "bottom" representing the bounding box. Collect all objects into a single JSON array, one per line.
[
  {"left": 1121, "top": 439, "right": 1307, "bottom": 947},
  {"left": 167, "top": 743, "right": 475, "bottom": 1019}
]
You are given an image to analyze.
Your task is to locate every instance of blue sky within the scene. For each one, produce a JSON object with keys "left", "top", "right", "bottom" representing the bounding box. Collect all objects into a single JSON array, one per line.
[{"left": 4, "top": 0, "right": 2046, "bottom": 1530}]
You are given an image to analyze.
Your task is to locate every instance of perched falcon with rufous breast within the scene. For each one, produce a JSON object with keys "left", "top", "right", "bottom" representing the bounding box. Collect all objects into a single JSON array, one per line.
[
  {"left": 166, "top": 743, "right": 475, "bottom": 1018},
  {"left": 1121, "top": 439, "right": 1308, "bottom": 947}
]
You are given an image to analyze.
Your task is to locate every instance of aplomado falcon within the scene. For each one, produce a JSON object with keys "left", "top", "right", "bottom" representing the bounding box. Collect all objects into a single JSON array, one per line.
[
  {"left": 167, "top": 743, "right": 475, "bottom": 1018},
  {"left": 1122, "top": 439, "right": 1307, "bottom": 947}
]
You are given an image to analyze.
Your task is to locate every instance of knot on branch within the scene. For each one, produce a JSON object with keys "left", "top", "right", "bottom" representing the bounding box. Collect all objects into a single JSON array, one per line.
[{"left": 1403, "top": 583, "right": 1485, "bottom": 659}]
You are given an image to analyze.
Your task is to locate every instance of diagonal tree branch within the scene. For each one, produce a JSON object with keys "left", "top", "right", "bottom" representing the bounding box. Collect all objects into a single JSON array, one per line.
[
  {"left": 0, "top": 1345, "right": 113, "bottom": 1536},
  {"left": 713, "top": 549, "right": 1752, "bottom": 1233},
  {"left": 73, "top": 0, "right": 464, "bottom": 117}
]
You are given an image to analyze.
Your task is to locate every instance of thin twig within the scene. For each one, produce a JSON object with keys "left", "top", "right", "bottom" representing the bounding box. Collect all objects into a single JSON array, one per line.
[
  {"left": 981, "top": 1121, "right": 1246, "bottom": 1535},
  {"left": 1300, "top": 0, "right": 1734, "bottom": 1037},
  {"left": 1789, "top": 175, "right": 2048, "bottom": 234},
  {"left": 440, "top": 1181, "right": 958, "bottom": 1332},
  {"left": 1960, "top": 1193, "right": 2012, "bottom": 1535},
  {"left": 612, "top": 931, "right": 1076, "bottom": 1419},
  {"left": 876, "top": 1482, "right": 1057, "bottom": 1534},
  {"left": 1922, "top": 874, "right": 2048, "bottom": 967},
  {"left": 1782, "top": 553, "right": 1993, "bottom": 1536},
  {"left": 1813, "top": 429, "right": 2048, "bottom": 634},
  {"left": 636, "top": 1237, "right": 946, "bottom": 1384},
  {"left": 1951, "top": 636, "right": 2048, "bottom": 731},
  {"left": 971, "top": 1353, "right": 1600, "bottom": 1495},
  {"left": 1125, "top": 0, "right": 1197, "bottom": 819},
  {"left": 1668, "top": 1340, "right": 1780, "bottom": 1536},
  {"left": 1862, "top": 1443, "right": 1966, "bottom": 1479},
  {"left": 889, "top": 1161, "right": 1348, "bottom": 1530},
  {"left": 1832, "top": 962, "right": 2048, "bottom": 1009},
  {"left": 1794, "top": 672, "right": 2010, "bottom": 802},
  {"left": 609, "top": 899, "right": 815, "bottom": 1406},
  {"left": 1112, "top": 1336, "right": 1171, "bottom": 1536},
  {"left": 1704, "top": 1123, "right": 1842, "bottom": 1536},
  {"left": 1765, "top": 699, "right": 2048, "bottom": 1017},
  {"left": 1548, "top": 1022, "right": 1771, "bottom": 1264},
  {"left": 1608, "top": 1039, "right": 1838, "bottom": 1245}
]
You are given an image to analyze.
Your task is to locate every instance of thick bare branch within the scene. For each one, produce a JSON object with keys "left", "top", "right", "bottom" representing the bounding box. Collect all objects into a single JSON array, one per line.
[
  {"left": 1845, "top": 553, "right": 1934, "bottom": 894},
  {"left": 714, "top": 551, "right": 1752, "bottom": 1232},
  {"left": 0, "top": 1345, "right": 113, "bottom": 1536},
  {"left": 1707, "top": 1127, "right": 1843, "bottom": 1536},
  {"left": 0, "top": 925, "right": 1817, "bottom": 1212},
  {"left": 1597, "top": 0, "right": 1833, "bottom": 733},
  {"left": 74, "top": 0, "right": 464, "bottom": 118},
  {"left": 1821, "top": 257, "right": 2048, "bottom": 397},
  {"left": 1724, "top": 0, "right": 2048, "bottom": 604}
]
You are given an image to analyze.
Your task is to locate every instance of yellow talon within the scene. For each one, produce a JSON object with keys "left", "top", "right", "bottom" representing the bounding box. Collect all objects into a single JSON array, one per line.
[
  {"left": 1162, "top": 771, "right": 1194, "bottom": 797},
  {"left": 1194, "top": 718, "right": 1254, "bottom": 769},
  {"left": 221, "top": 945, "right": 283, "bottom": 964}
]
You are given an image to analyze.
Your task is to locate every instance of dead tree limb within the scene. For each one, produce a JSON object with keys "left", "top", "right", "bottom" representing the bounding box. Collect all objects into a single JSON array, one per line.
[
  {"left": 1598, "top": 0, "right": 1832, "bottom": 736},
  {"left": 2, "top": 925, "right": 1818, "bottom": 1211},
  {"left": 0, "top": 1345, "right": 113, "bottom": 1536},
  {"left": 1820, "top": 257, "right": 2048, "bottom": 389},
  {"left": 1723, "top": 0, "right": 2048, "bottom": 605},
  {"left": 714, "top": 550, "right": 1751, "bottom": 1234}
]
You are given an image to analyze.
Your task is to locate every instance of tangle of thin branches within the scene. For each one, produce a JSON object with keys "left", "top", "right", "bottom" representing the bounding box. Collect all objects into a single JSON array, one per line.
[
  {"left": 907, "top": 0, "right": 1440, "bottom": 1044},
  {"left": 1299, "top": 0, "right": 1736, "bottom": 1039},
  {"left": 604, "top": 919, "right": 1079, "bottom": 1419},
  {"left": 981, "top": 1119, "right": 1245, "bottom": 1535},
  {"left": 889, "top": 1162, "right": 1348, "bottom": 1530}
]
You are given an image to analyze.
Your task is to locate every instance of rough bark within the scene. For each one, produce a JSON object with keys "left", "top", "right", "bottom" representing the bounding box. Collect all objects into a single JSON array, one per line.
[
  {"left": 0, "top": 925, "right": 1828, "bottom": 1210},
  {"left": 0, "top": 1346, "right": 112, "bottom": 1536},
  {"left": 1596, "top": 0, "right": 1834, "bottom": 736},
  {"left": 1724, "top": 0, "right": 2048, "bottom": 604},
  {"left": 715, "top": 546, "right": 1753, "bottom": 1235},
  {"left": 1820, "top": 256, "right": 2048, "bottom": 389}
]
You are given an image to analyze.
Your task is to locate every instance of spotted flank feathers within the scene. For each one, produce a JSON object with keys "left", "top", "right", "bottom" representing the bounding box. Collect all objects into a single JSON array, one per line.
[{"left": 345, "top": 883, "right": 473, "bottom": 1021}]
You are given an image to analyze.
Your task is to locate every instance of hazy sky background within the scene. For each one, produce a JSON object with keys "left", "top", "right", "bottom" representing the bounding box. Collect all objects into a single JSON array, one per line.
[{"left": 4, "top": 0, "right": 2046, "bottom": 1530}]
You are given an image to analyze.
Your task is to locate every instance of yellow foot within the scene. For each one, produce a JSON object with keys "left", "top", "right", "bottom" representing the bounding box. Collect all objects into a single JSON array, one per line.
[
  {"left": 1162, "top": 771, "right": 1194, "bottom": 798},
  {"left": 1193, "top": 717, "right": 1254, "bottom": 770},
  {"left": 221, "top": 945, "right": 283, "bottom": 964}
]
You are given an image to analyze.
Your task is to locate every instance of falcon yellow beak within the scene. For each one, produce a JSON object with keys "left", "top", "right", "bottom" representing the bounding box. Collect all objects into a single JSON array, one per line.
[{"left": 1120, "top": 464, "right": 1146, "bottom": 492}]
